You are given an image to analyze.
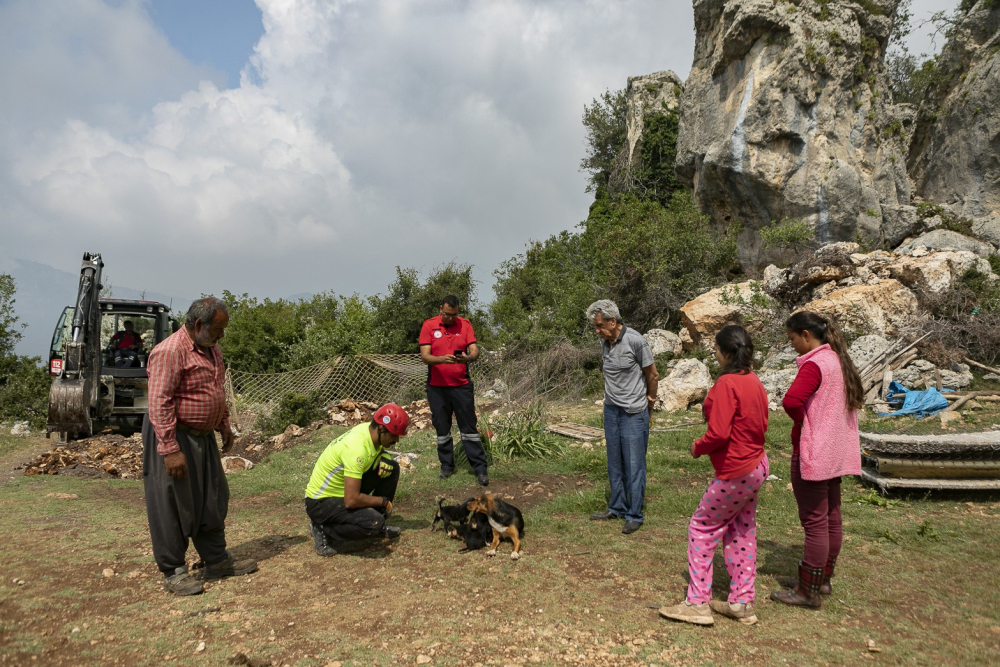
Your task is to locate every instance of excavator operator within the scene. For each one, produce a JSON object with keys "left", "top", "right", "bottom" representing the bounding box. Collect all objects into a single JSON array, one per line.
[{"left": 109, "top": 320, "right": 143, "bottom": 367}]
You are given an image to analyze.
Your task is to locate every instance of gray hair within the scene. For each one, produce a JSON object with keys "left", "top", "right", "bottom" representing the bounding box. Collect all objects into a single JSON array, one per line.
[
  {"left": 586, "top": 299, "right": 621, "bottom": 324},
  {"left": 185, "top": 297, "right": 229, "bottom": 328}
]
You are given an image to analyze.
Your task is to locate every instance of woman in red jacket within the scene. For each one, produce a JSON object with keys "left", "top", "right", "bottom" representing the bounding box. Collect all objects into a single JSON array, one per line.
[{"left": 659, "top": 325, "right": 769, "bottom": 626}]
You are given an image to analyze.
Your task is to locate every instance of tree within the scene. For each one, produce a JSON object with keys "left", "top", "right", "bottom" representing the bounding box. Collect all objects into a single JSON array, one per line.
[
  {"left": 369, "top": 263, "right": 487, "bottom": 354},
  {"left": 0, "top": 274, "right": 49, "bottom": 428},
  {"left": 580, "top": 89, "right": 628, "bottom": 194}
]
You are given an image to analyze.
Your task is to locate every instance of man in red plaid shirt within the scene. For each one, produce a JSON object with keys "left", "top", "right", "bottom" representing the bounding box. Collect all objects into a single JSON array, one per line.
[{"left": 142, "top": 297, "right": 257, "bottom": 596}]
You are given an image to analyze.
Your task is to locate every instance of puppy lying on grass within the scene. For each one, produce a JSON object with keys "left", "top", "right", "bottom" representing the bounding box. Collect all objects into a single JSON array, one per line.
[{"left": 467, "top": 492, "right": 525, "bottom": 560}]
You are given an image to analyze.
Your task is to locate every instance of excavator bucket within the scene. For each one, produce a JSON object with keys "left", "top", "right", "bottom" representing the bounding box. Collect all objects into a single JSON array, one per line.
[{"left": 47, "top": 375, "right": 93, "bottom": 438}]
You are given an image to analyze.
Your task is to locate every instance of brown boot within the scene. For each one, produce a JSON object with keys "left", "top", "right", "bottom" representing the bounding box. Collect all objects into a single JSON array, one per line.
[
  {"left": 779, "top": 556, "right": 835, "bottom": 595},
  {"left": 820, "top": 556, "right": 835, "bottom": 596},
  {"left": 770, "top": 562, "right": 823, "bottom": 609}
]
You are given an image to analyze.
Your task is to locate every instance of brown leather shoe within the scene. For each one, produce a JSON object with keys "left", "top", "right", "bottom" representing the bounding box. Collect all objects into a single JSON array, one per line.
[{"left": 204, "top": 552, "right": 258, "bottom": 580}]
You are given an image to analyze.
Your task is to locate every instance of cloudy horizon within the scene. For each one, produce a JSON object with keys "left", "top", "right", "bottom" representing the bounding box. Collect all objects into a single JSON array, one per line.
[{"left": 0, "top": 0, "right": 957, "bottom": 312}]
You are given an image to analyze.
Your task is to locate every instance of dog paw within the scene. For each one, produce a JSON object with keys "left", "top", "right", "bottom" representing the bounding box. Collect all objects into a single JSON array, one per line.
[
  {"left": 510, "top": 551, "right": 520, "bottom": 561},
  {"left": 486, "top": 549, "right": 496, "bottom": 557}
]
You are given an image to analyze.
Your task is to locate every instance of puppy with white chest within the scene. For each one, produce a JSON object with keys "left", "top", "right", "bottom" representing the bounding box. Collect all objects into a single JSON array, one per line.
[{"left": 467, "top": 492, "right": 525, "bottom": 560}]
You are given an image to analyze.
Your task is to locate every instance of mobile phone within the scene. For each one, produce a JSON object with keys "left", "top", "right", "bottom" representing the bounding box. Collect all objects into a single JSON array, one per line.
[{"left": 454, "top": 348, "right": 465, "bottom": 356}]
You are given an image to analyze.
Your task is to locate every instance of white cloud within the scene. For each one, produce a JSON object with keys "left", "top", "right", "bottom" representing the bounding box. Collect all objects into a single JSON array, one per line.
[{"left": 1, "top": 0, "right": 692, "bottom": 301}]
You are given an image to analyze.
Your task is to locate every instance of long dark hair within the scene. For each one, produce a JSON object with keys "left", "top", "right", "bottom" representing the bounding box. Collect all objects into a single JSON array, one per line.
[
  {"left": 716, "top": 324, "right": 754, "bottom": 376},
  {"left": 785, "top": 311, "right": 864, "bottom": 410}
]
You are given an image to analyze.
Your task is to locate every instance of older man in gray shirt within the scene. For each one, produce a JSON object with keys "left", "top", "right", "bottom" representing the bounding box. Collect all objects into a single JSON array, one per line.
[{"left": 586, "top": 300, "right": 658, "bottom": 534}]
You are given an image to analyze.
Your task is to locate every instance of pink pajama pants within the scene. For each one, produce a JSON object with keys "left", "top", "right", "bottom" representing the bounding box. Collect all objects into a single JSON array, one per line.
[{"left": 686, "top": 455, "right": 769, "bottom": 605}]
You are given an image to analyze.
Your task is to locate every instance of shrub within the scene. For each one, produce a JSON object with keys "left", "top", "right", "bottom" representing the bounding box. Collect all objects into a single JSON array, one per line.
[
  {"left": 258, "top": 390, "right": 327, "bottom": 436},
  {"left": 479, "top": 402, "right": 564, "bottom": 462}
]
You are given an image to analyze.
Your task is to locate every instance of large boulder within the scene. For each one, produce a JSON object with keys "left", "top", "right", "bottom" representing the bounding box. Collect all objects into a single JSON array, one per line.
[
  {"left": 885, "top": 249, "right": 994, "bottom": 293},
  {"left": 972, "top": 215, "right": 1000, "bottom": 247},
  {"left": 895, "top": 229, "right": 996, "bottom": 258},
  {"left": 848, "top": 335, "right": 891, "bottom": 371},
  {"left": 758, "top": 368, "right": 798, "bottom": 405},
  {"left": 655, "top": 359, "right": 712, "bottom": 412},
  {"left": 761, "top": 344, "right": 798, "bottom": 370},
  {"left": 801, "top": 279, "right": 919, "bottom": 336},
  {"left": 907, "top": 3, "right": 1000, "bottom": 222},
  {"left": 643, "top": 329, "right": 683, "bottom": 357},
  {"left": 676, "top": 0, "right": 910, "bottom": 253},
  {"left": 679, "top": 280, "right": 772, "bottom": 346}
]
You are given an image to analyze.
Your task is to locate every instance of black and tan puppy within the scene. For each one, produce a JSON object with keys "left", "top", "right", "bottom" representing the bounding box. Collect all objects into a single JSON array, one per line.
[
  {"left": 432, "top": 497, "right": 473, "bottom": 536},
  {"left": 467, "top": 492, "right": 525, "bottom": 560},
  {"left": 455, "top": 512, "right": 493, "bottom": 553}
]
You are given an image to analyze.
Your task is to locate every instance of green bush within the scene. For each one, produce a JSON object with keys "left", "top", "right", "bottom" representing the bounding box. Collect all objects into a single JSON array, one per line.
[{"left": 258, "top": 390, "right": 327, "bottom": 436}]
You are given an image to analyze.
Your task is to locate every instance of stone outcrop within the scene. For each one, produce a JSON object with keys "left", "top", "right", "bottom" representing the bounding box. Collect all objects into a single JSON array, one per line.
[
  {"left": 907, "top": 3, "right": 1000, "bottom": 222},
  {"left": 625, "top": 71, "right": 683, "bottom": 164},
  {"left": 679, "top": 280, "right": 773, "bottom": 346},
  {"left": 655, "top": 358, "right": 712, "bottom": 412},
  {"left": 801, "top": 278, "right": 919, "bottom": 336},
  {"left": 676, "top": 0, "right": 912, "bottom": 253},
  {"left": 643, "top": 329, "right": 683, "bottom": 357}
]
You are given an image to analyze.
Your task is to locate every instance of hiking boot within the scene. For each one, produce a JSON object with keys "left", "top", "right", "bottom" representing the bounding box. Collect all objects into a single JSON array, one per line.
[
  {"left": 439, "top": 467, "right": 454, "bottom": 479},
  {"left": 770, "top": 562, "right": 823, "bottom": 609},
  {"left": 163, "top": 566, "right": 203, "bottom": 596},
  {"left": 310, "top": 522, "right": 338, "bottom": 557},
  {"left": 204, "top": 551, "right": 258, "bottom": 580},
  {"left": 381, "top": 525, "right": 402, "bottom": 539},
  {"left": 709, "top": 600, "right": 758, "bottom": 625},
  {"left": 589, "top": 511, "right": 619, "bottom": 521},
  {"left": 622, "top": 520, "right": 642, "bottom": 534},
  {"left": 659, "top": 601, "right": 714, "bottom": 626},
  {"left": 476, "top": 472, "right": 489, "bottom": 486}
]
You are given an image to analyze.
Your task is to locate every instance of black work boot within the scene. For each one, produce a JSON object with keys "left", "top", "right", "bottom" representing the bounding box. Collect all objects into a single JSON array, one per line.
[
  {"left": 163, "top": 566, "right": 204, "bottom": 596},
  {"left": 770, "top": 562, "right": 823, "bottom": 609},
  {"left": 310, "top": 522, "right": 338, "bottom": 557},
  {"left": 204, "top": 551, "right": 258, "bottom": 580}
]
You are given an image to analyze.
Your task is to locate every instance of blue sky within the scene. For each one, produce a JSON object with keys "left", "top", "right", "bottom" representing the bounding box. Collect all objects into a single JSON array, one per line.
[{"left": 148, "top": 0, "right": 263, "bottom": 88}]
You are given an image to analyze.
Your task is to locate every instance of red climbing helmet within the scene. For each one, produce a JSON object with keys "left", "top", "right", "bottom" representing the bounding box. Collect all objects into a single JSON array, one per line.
[{"left": 373, "top": 403, "right": 409, "bottom": 436}]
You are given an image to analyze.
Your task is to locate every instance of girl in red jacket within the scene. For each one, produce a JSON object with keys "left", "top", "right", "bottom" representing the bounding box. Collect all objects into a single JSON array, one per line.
[
  {"left": 771, "top": 311, "right": 863, "bottom": 609},
  {"left": 659, "top": 325, "right": 769, "bottom": 627}
]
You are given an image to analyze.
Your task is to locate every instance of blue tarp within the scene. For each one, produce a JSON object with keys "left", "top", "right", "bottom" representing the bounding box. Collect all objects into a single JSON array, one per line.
[{"left": 877, "top": 381, "right": 951, "bottom": 418}]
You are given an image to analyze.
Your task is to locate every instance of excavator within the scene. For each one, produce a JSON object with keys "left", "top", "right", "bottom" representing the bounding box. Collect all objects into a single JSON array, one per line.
[{"left": 47, "top": 252, "right": 178, "bottom": 439}]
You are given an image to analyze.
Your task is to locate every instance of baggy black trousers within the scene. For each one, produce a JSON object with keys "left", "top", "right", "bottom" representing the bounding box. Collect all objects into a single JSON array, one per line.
[
  {"left": 142, "top": 419, "right": 229, "bottom": 574},
  {"left": 426, "top": 382, "right": 487, "bottom": 474},
  {"left": 304, "top": 457, "right": 400, "bottom": 543}
]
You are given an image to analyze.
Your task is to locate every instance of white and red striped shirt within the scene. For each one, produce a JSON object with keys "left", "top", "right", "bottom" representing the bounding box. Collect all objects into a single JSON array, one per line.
[{"left": 147, "top": 327, "right": 230, "bottom": 455}]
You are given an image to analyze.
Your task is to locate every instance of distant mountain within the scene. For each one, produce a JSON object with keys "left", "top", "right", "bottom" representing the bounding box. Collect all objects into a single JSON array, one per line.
[{"left": 0, "top": 256, "right": 192, "bottom": 359}]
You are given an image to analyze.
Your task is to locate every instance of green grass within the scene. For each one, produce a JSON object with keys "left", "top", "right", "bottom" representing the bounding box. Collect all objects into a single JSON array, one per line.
[{"left": 1, "top": 410, "right": 999, "bottom": 664}]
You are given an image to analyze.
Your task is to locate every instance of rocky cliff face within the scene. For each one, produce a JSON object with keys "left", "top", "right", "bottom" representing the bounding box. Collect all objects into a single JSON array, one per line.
[
  {"left": 674, "top": 0, "right": 917, "bottom": 253},
  {"left": 624, "top": 71, "right": 683, "bottom": 165},
  {"left": 907, "top": 2, "right": 1000, "bottom": 225}
]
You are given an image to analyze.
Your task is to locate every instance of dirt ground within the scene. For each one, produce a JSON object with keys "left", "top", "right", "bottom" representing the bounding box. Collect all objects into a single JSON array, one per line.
[{"left": 2, "top": 412, "right": 1000, "bottom": 666}]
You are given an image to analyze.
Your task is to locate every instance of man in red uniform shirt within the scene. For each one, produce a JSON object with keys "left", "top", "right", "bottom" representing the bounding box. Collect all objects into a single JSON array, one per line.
[
  {"left": 419, "top": 295, "right": 488, "bottom": 485},
  {"left": 143, "top": 297, "right": 257, "bottom": 595}
]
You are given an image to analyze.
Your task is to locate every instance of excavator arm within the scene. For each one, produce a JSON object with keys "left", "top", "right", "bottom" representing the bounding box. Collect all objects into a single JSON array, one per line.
[{"left": 47, "top": 253, "right": 104, "bottom": 438}]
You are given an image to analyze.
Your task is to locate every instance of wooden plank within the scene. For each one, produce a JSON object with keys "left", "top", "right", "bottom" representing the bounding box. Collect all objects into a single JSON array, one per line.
[
  {"left": 546, "top": 422, "right": 604, "bottom": 441},
  {"left": 964, "top": 357, "right": 1000, "bottom": 376}
]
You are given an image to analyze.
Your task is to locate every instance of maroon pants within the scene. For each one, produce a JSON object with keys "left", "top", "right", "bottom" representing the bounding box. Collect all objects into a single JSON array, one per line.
[{"left": 790, "top": 453, "right": 842, "bottom": 569}]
